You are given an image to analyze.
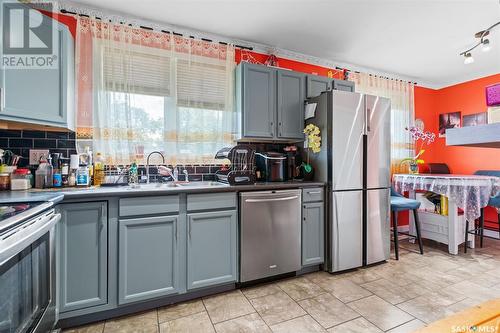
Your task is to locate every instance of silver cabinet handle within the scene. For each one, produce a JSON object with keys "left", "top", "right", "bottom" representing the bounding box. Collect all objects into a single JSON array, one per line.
[
  {"left": 307, "top": 191, "right": 321, "bottom": 194},
  {"left": 245, "top": 196, "right": 299, "bottom": 203},
  {"left": 187, "top": 220, "right": 191, "bottom": 239},
  {"left": 175, "top": 220, "right": 178, "bottom": 242},
  {"left": 0, "top": 87, "right": 4, "bottom": 111}
]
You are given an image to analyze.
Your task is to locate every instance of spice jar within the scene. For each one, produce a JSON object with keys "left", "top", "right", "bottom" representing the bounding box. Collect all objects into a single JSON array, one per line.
[
  {"left": 11, "top": 168, "right": 32, "bottom": 190},
  {"left": 0, "top": 173, "right": 10, "bottom": 190}
]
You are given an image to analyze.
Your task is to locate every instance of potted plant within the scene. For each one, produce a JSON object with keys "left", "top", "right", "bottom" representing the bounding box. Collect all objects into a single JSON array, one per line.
[
  {"left": 301, "top": 124, "right": 321, "bottom": 180},
  {"left": 399, "top": 149, "right": 425, "bottom": 174},
  {"left": 399, "top": 125, "right": 435, "bottom": 174}
]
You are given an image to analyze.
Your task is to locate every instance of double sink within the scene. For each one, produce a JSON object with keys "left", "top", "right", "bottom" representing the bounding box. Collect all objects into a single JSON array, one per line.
[{"left": 128, "top": 181, "right": 228, "bottom": 190}]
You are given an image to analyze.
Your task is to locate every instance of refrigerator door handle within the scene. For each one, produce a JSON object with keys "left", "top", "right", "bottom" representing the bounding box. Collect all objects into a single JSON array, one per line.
[
  {"left": 363, "top": 95, "right": 371, "bottom": 133},
  {"left": 366, "top": 106, "right": 371, "bottom": 132}
]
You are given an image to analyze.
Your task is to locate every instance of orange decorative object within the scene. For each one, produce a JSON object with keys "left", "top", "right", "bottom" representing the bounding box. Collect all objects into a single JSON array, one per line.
[{"left": 414, "top": 298, "right": 500, "bottom": 333}]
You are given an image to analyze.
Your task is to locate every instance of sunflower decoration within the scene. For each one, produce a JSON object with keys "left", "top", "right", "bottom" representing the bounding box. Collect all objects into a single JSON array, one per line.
[{"left": 302, "top": 124, "right": 321, "bottom": 174}]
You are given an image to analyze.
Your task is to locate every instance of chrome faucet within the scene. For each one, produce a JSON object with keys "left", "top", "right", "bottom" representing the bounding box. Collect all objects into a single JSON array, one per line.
[
  {"left": 146, "top": 151, "right": 165, "bottom": 184},
  {"left": 183, "top": 169, "right": 189, "bottom": 182}
]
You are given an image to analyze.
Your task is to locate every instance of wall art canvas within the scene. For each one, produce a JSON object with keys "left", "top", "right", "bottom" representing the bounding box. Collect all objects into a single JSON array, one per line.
[
  {"left": 439, "top": 112, "right": 461, "bottom": 137},
  {"left": 486, "top": 83, "right": 500, "bottom": 106},
  {"left": 463, "top": 112, "right": 488, "bottom": 127}
]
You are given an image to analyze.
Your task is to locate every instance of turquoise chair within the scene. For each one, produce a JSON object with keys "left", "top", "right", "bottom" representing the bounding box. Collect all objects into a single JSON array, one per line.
[
  {"left": 465, "top": 170, "right": 500, "bottom": 252},
  {"left": 390, "top": 188, "right": 424, "bottom": 260}
]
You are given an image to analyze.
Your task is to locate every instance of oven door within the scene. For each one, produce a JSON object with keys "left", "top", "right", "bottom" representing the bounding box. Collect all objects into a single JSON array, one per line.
[{"left": 0, "top": 210, "right": 60, "bottom": 333}]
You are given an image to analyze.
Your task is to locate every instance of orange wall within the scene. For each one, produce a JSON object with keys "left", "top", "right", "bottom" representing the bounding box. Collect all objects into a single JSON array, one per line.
[
  {"left": 415, "top": 74, "right": 500, "bottom": 174},
  {"left": 415, "top": 74, "right": 500, "bottom": 227}
]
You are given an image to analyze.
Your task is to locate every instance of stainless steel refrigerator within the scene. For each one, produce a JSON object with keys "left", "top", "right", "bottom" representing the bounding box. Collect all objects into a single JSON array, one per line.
[{"left": 307, "top": 90, "right": 391, "bottom": 272}]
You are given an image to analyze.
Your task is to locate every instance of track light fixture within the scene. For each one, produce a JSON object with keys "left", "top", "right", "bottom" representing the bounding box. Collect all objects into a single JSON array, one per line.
[
  {"left": 460, "top": 21, "right": 499, "bottom": 64},
  {"left": 482, "top": 38, "right": 490, "bottom": 52},
  {"left": 463, "top": 52, "right": 474, "bottom": 64}
]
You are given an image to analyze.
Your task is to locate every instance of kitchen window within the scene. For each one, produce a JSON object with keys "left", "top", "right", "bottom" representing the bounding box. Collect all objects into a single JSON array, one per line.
[{"left": 75, "top": 17, "right": 236, "bottom": 165}]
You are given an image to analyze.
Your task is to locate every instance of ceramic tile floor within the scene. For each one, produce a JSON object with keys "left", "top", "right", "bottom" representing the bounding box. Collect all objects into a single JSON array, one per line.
[{"left": 64, "top": 237, "right": 500, "bottom": 333}]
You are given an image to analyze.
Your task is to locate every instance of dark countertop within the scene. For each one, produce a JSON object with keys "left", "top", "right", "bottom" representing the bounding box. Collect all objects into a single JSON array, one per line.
[{"left": 0, "top": 181, "right": 325, "bottom": 203}]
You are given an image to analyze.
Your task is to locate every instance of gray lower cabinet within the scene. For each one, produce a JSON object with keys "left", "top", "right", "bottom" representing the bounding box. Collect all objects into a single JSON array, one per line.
[
  {"left": 58, "top": 202, "right": 107, "bottom": 313},
  {"left": 277, "top": 70, "right": 306, "bottom": 140},
  {"left": 307, "top": 75, "right": 332, "bottom": 98},
  {"left": 302, "top": 202, "right": 324, "bottom": 266},
  {"left": 0, "top": 3, "right": 75, "bottom": 130},
  {"left": 187, "top": 210, "right": 237, "bottom": 290},
  {"left": 118, "top": 215, "right": 180, "bottom": 305}
]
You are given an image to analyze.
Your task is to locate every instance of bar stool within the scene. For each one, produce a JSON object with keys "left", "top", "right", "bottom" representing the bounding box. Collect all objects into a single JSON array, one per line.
[
  {"left": 390, "top": 188, "right": 424, "bottom": 260},
  {"left": 465, "top": 170, "right": 500, "bottom": 253}
]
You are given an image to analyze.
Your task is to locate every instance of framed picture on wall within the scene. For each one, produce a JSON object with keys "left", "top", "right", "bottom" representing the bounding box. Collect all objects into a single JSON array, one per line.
[
  {"left": 438, "top": 111, "right": 461, "bottom": 137},
  {"left": 463, "top": 112, "right": 488, "bottom": 127}
]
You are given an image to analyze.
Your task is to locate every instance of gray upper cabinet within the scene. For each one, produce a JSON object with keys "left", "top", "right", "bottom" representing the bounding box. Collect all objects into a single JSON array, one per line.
[
  {"left": 118, "top": 215, "right": 180, "bottom": 305},
  {"left": 332, "top": 78, "right": 355, "bottom": 92},
  {"left": 0, "top": 6, "right": 74, "bottom": 130},
  {"left": 237, "top": 62, "right": 276, "bottom": 139},
  {"left": 187, "top": 210, "right": 237, "bottom": 290},
  {"left": 302, "top": 201, "right": 324, "bottom": 266},
  {"left": 307, "top": 75, "right": 331, "bottom": 98},
  {"left": 277, "top": 70, "right": 306, "bottom": 140},
  {"left": 58, "top": 202, "right": 107, "bottom": 313},
  {"left": 236, "top": 62, "right": 306, "bottom": 142}
]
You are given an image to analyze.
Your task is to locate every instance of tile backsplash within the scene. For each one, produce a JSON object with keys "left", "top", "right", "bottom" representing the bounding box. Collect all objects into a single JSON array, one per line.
[
  {"left": 0, "top": 129, "right": 303, "bottom": 181},
  {"left": 0, "top": 129, "right": 77, "bottom": 167}
]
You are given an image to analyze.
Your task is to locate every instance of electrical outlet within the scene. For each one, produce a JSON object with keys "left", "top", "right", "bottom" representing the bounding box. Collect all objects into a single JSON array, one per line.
[{"left": 29, "top": 149, "right": 49, "bottom": 165}]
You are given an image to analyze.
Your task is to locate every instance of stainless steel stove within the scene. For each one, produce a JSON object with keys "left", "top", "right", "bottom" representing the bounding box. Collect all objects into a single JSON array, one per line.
[{"left": 0, "top": 201, "right": 60, "bottom": 333}]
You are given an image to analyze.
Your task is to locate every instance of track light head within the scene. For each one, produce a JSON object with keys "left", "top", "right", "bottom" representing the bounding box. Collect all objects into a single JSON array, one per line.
[
  {"left": 464, "top": 52, "right": 474, "bottom": 64},
  {"left": 482, "top": 38, "right": 491, "bottom": 52}
]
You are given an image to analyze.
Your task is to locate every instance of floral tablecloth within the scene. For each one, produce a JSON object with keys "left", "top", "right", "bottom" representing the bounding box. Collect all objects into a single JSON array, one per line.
[{"left": 393, "top": 174, "right": 500, "bottom": 222}]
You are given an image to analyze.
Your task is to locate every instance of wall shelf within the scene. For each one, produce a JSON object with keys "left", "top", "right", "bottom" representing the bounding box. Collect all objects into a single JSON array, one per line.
[{"left": 446, "top": 123, "right": 500, "bottom": 148}]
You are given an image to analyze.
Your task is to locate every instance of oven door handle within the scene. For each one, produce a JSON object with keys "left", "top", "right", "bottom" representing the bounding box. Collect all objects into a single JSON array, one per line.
[{"left": 0, "top": 213, "right": 61, "bottom": 265}]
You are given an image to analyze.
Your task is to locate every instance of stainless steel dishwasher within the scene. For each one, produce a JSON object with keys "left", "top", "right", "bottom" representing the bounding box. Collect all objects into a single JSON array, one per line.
[{"left": 240, "top": 189, "right": 302, "bottom": 282}]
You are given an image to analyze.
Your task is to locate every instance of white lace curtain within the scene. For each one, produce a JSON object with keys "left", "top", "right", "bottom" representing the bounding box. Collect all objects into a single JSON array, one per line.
[
  {"left": 349, "top": 72, "right": 415, "bottom": 174},
  {"left": 75, "top": 16, "right": 236, "bottom": 165}
]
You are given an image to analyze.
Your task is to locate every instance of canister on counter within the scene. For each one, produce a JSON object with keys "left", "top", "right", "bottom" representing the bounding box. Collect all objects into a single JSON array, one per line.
[
  {"left": 440, "top": 195, "right": 448, "bottom": 216},
  {"left": 0, "top": 173, "right": 10, "bottom": 190}
]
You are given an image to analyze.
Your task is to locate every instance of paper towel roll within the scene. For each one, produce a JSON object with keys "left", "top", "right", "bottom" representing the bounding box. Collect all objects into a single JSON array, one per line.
[{"left": 70, "top": 154, "right": 80, "bottom": 169}]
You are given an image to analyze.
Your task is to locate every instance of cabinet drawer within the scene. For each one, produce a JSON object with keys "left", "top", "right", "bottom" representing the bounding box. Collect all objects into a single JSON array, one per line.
[
  {"left": 120, "top": 195, "right": 179, "bottom": 217},
  {"left": 187, "top": 192, "right": 236, "bottom": 211},
  {"left": 303, "top": 188, "right": 324, "bottom": 202}
]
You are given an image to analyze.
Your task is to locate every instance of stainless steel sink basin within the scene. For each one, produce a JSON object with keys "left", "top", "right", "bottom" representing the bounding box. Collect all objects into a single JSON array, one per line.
[{"left": 125, "top": 181, "right": 227, "bottom": 190}]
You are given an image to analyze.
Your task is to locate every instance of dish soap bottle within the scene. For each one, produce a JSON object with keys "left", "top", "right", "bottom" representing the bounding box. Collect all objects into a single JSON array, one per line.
[
  {"left": 76, "top": 164, "right": 90, "bottom": 187},
  {"left": 93, "top": 152, "right": 105, "bottom": 186},
  {"left": 129, "top": 162, "right": 138, "bottom": 187}
]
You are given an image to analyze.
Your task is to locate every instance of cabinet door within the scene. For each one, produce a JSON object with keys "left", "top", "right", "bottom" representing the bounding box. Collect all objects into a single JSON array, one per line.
[
  {"left": 0, "top": 12, "right": 73, "bottom": 128},
  {"left": 187, "top": 210, "right": 237, "bottom": 290},
  {"left": 118, "top": 215, "right": 180, "bottom": 304},
  {"left": 332, "top": 79, "right": 355, "bottom": 92},
  {"left": 59, "top": 202, "right": 107, "bottom": 312},
  {"left": 307, "top": 75, "right": 331, "bottom": 98},
  {"left": 277, "top": 70, "right": 306, "bottom": 140},
  {"left": 302, "top": 202, "right": 325, "bottom": 266},
  {"left": 242, "top": 63, "right": 276, "bottom": 138}
]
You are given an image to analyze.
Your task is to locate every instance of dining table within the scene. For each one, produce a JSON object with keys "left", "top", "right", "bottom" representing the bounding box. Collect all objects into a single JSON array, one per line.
[{"left": 392, "top": 173, "right": 500, "bottom": 255}]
